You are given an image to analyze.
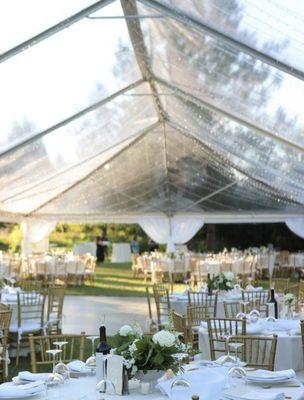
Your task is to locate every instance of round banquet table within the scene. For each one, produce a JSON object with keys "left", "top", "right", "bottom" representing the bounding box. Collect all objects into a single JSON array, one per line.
[
  {"left": 199, "top": 318, "right": 303, "bottom": 371},
  {"left": 8, "top": 368, "right": 304, "bottom": 400},
  {"left": 170, "top": 292, "right": 276, "bottom": 318}
]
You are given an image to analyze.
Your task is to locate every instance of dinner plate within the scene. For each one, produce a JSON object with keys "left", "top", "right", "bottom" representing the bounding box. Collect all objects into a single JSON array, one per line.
[{"left": 244, "top": 376, "right": 294, "bottom": 384}]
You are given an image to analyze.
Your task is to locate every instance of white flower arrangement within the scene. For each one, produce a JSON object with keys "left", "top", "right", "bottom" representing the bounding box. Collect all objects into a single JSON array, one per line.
[
  {"left": 284, "top": 293, "right": 295, "bottom": 306},
  {"left": 119, "top": 325, "right": 133, "bottom": 337},
  {"left": 152, "top": 330, "right": 176, "bottom": 348},
  {"left": 223, "top": 271, "right": 234, "bottom": 281}
]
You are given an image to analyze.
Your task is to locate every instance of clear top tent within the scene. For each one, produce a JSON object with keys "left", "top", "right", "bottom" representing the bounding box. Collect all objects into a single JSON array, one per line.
[{"left": 1, "top": 0, "right": 304, "bottom": 243}]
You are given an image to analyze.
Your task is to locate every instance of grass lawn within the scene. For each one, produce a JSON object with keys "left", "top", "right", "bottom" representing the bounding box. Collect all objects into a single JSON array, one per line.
[{"left": 65, "top": 262, "right": 184, "bottom": 297}]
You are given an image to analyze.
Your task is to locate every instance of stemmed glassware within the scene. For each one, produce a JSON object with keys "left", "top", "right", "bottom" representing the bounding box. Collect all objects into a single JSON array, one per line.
[
  {"left": 219, "top": 331, "right": 235, "bottom": 365},
  {"left": 53, "top": 341, "right": 70, "bottom": 380},
  {"left": 45, "top": 349, "right": 64, "bottom": 398},
  {"left": 173, "top": 353, "right": 187, "bottom": 376},
  {"left": 170, "top": 378, "right": 191, "bottom": 400},
  {"left": 86, "top": 335, "right": 99, "bottom": 372}
]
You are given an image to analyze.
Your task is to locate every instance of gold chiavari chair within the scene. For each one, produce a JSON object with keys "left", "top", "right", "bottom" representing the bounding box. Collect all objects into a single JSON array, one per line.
[
  {"left": 223, "top": 300, "right": 262, "bottom": 318},
  {"left": 230, "top": 335, "right": 277, "bottom": 371},
  {"left": 207, "top": 317, "right": 246, "bottom": 361},
  {"left": 29, "top": 332, "right": 86, "bottom": 373},
  {"left": 300, "top": 320, "right": 304, "bottom": 356},
  {"left": 18, "top": 280, "right": 43, "bottom": 292},
  {"left": 187, "top": 291, "right": 218, "bottom": 317},
  {"left": 13, "top": 292, "right": 46, "bottom": 365},
  {"left": 272, "top": 278, "right": 290, "bottom": 292},
  {"left": 0, "top": 308, "right": 12, "bottom": 382},
  {"left": 170, "top": 311, "right": 190, "bottom": 344},
  {"left": 152, "top": 284, "right": 171, "bottom": 328},
  {"left": 46, "top": 286, "right": 66, "bottom": 335},
  {"left": 187, "top": 305, "right": 209, "bottom": 348},
  {"left": 145, "top": 287, "right": 157, "bottom": 334},
  {"left": 242, "top": 290, "right": 269, "bottom": 317}
]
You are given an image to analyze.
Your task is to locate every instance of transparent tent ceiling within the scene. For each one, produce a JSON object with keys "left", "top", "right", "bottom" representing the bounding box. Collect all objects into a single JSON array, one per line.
[{"left": 1, "top": 0, "right": 304, "bottom": 225}]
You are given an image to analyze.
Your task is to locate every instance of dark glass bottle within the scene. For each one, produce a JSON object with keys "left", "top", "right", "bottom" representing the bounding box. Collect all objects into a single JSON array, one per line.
[
  {"left": 207, "top": 273, "right": 212, "bottom": 295},
  {"left": 96, "top": 325, "right": 111, "bottom": 355},
  {"left": 269, "top": 288, "right": 278, "bottom": 319}
]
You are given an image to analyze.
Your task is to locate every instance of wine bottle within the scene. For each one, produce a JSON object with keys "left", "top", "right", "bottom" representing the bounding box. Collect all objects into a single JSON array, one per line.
[
  {"left": 192, "top": 395, "right": 199, "bottom": 400},
  {"left": 96, "top": 325, "right": 111, "bottom": 382},
  {"left": 269, "top": 288, "right": 278, "bottom": 319},
  {"left": 207, "top": 273, "right": 212, "bottom": 295}
]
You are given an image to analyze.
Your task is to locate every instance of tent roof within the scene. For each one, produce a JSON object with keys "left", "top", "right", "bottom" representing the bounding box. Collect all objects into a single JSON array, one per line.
[{"left": 1, "top": 0, "right": 304, "bottom": 223}]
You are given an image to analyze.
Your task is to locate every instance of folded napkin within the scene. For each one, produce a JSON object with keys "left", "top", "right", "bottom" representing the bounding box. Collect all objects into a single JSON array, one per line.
[
  {"left": 0, "top": 380, "right": 44, "bottom": 398},
  {"left": 246, "top": 369, "right": 295, "bottom": 381},
  {"left": 18, "top": 371, "right": 49, "bottom": 382},
  {"left": 67, "top": 360, "right": 90, "bottom": 373},
  {"left": 223, "top": 387, "right": 284, "bottom": 400},
  {"left": 157, "top": 369, "right": 226, "bottom": 398}
]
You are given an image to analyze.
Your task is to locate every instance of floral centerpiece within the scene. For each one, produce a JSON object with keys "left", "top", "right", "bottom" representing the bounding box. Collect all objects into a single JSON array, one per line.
[
  {"left": 284, "top": 293, "right": 295, "bottom": 319},
  {"left": 112, "top": 323, "right": 195, "bottom": 379},
  {"left": 208, "top": 272, "right": 235, "bottom": 291}
]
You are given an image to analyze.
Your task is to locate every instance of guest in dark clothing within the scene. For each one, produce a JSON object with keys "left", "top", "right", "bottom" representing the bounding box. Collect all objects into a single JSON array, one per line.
[
  {"left": 96, "top": 236, "right": 104, "bottom": 263},
  {"left": 148, "top": 238, "right": 159, "bottom": 253}
]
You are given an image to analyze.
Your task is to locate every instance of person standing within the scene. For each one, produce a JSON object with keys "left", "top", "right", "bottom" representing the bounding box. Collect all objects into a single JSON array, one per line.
[
  {"left": 131, "top": 235, "right": 140, "bottom": 256},
  {"left": 96, "top": 236, "right": 104, "bottom": 263}
]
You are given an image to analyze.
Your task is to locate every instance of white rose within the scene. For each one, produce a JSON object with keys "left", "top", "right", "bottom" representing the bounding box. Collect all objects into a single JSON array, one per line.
[
  {"left": 224, "top": 272, "right": 234, "bottom": 281},
  {"left": 129, "top": 340, "right": 138, "bottom": 354},
  {"left": 119, "top": 325, "right": 133, "bottom": 337},
  {"left": 152, "top": 330, "right": 176, "bottom": 347}
]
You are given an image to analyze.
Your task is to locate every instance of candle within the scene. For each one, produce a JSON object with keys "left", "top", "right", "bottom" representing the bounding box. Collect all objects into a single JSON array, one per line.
[{"left": 140, "top": 382, "right": 151, "bottom": 395}]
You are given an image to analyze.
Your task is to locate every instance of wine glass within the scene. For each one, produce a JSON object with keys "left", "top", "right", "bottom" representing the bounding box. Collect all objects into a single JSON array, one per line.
[
  {"left": 53, "top": 341, "right": 70, "bottom": 380},
  {"left": 229, "top": 341, "right": 244, "bottom": 367},
  {"left": 249, "top": 309, "right": 260, "bottom": 324},
  {"left": 45, "top": 349, "right": 64, "bottom": 397},
  {"left": 170, "top": 378, "right": 191, "bottom": 400},
  {"left": 218, "top": 331, "right": 235, "bottom": 365},
  {"left": 86, "top": 336, "right": 99, "bottom": 372}
]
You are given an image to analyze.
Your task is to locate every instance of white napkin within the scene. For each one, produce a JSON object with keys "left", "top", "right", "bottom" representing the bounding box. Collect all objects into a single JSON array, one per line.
[
  {"left": 246, "top": 322, "right": 263, "bottom": 334},
  {"left": 0, "top": 381, "right": 44, "bottom": 398},
  {"left": 224, "top": 388, "right": 284, "bottom": 400},
  {"left": 67, "top": 360, "right": 90, "bottom": 373},
  {"left": 18, "top": 371, "right": 49, "bottom": 382},
  {"left": 246, "top": 369, "right": 295, "bottom": 381}
]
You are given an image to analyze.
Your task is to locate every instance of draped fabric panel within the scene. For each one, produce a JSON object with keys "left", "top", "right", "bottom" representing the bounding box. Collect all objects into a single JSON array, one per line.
[
  {"left": 138, "top": 215, "right": 204, "bottom": 252},
  {"left": 285, "top": 218, "right": 304, "bottom": 239},
  {"left": 21, "top": 219, "right": 57, "bottom": 256}
]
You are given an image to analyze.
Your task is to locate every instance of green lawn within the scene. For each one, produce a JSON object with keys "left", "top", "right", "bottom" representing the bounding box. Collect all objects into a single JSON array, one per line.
[{"left": 65, "top": 262, "right": 186, "bottom": 297}]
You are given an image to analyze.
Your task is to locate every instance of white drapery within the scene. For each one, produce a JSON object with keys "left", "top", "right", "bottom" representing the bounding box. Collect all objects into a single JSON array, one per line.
[
  {"left": 21, "top": 219, "right": 57, "bottom": 256},
  {"left": 286, "top": 217, "right": 304, "bottom": 239},
  {"left": 138, "top": 215, "right": 204, "bottom": 252}
]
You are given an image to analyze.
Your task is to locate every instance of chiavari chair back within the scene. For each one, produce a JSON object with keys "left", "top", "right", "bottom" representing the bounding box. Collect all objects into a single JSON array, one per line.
[
  {"left": 242, "top": 290, "right": 269, "bottom": 317},
  {"left": 145, "top": 287, "right": 157, "bottom": 333},
  {"left": 19, "top": 280, "right": 43, "bottom": 292},
  {"left": 170, "top": 311, "right": 189, "bottom": 344},
  {"left": 230, "top": 335, "right": 277, "bottom": 371},
  {"left": 187, "top": 305, "right": 209, "bottom": 348},
  {"left": 223, "top": 300, "right": 262, "bottom": 318},
  {"left": 207, "top": 317, "right": 246, "bottom": 360},
  {"left": 0, "top": 308, "right": 12, "bottom": 382},
  {"left": 47, "top": 286, "right": 66, "bottom": 335},
  {"left": 29, "top": 332, "right": 86, "bottom": 373},
  {"left": 272, "top": 278, "right": 290, "bottom": 292},
  {"left": 187, "top": 291, "right": 218, "bottom": 317},
  {"left": 152, "top": 284, "right": 171, "bottom": 328}
]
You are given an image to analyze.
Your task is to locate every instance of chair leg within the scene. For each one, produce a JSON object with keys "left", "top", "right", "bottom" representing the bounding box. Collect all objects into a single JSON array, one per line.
[{"left": 15, "top": 340, "right": 20, "bottom": 366}]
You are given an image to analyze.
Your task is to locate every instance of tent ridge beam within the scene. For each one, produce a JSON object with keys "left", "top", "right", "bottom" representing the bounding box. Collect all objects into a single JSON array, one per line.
[
  {"left": 156, "top": 76, "right": 304, "bottom": 154},
  {"left": 120, "top": 0, "right": 167, "bottom": 121},
  {"left": 26, "top": 120, "right": 162, "bottom": 216},
  {"left": 0, "top": 0, "right": 114, "bottom": 64},
  {"left": 0, "top": 78, "right": 144, "bottom": 160},
  {"left": 139, "top": 0, "right": 304, "bottom": 82}
]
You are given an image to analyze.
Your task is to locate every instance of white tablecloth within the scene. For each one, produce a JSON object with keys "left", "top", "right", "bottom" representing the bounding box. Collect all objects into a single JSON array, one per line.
[
  {"left": 111, "top": 243, "right": 131, "bottom": 263},
  {"left": 9, "top": 369, "right": 304, "bottom": 400},
  {"left": 170, "top": 291, "right": 276, "bottom": 318},
  {"left": 199, "top": 319, "right": 303, "bottom": 371}
]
